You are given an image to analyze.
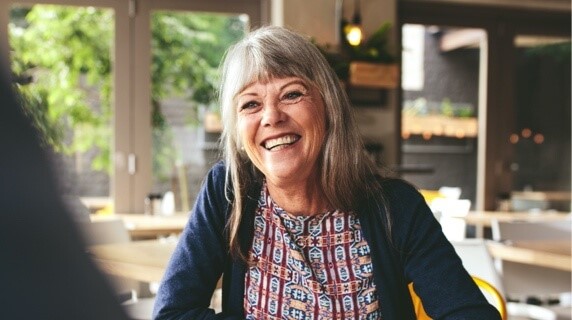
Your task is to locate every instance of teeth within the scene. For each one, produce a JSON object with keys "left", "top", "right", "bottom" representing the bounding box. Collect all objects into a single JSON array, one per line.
[{"left": 264, "top": 135, "right": 299, "bottom": 150}]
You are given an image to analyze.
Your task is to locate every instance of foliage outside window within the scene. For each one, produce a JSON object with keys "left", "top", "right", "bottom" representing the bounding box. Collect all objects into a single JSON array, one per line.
[
  {"left": 10, "top": 6, "right": 244, "bottom": 182},
  {"left": 11, "top": 6, "right": 113, "bottom": 171}
]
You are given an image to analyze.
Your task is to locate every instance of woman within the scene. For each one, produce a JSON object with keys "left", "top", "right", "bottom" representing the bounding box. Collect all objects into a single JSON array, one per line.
[{"left": 153, "top": 26, "right": 500, "bottom": 320}]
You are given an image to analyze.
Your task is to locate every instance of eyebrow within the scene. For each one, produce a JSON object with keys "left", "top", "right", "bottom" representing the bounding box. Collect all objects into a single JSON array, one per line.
[{"left": 237, "top": 79, "right": 308, "bottom": 99}]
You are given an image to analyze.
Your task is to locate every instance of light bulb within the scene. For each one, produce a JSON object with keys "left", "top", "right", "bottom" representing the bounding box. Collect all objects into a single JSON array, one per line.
[{"left": 345, "top": 24, "right": 363, "bottom": 46}]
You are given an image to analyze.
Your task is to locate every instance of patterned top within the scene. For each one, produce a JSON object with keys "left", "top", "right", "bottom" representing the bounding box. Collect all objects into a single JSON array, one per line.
[{"left": 244, "top": 185, "right": 381, "bottom": 320}]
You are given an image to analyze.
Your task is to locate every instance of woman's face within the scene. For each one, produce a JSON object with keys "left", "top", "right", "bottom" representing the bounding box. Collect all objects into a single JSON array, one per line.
[{"left": 236, "top": 76, "right": 326, "bottom": 186}]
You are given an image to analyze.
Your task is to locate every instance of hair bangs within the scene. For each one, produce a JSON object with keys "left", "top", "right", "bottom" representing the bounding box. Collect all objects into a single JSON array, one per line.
[{"left": 240, "top": 50, "right": 314, "bottom": 94}]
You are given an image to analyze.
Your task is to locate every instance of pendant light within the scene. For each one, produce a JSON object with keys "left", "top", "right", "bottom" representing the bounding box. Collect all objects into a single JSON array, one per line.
[{"left": 344, "top": 0, "right": 363, "bottom": 46}]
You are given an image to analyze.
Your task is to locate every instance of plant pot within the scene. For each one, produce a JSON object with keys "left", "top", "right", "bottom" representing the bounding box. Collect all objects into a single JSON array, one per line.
[{"left": 349, "top": 62, "right": 399, "bottom": 89}]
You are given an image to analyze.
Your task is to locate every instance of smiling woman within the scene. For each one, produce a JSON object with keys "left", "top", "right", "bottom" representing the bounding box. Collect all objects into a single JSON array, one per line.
[{"left": 152, "top": 26, "right": 502, "bottom": 320}]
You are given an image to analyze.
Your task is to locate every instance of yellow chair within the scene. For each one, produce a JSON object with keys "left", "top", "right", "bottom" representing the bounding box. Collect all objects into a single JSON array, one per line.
[
  {"left": 419, "top": 189, "right": 443, "bottom": 205},
  {"left": 409, "top": 275, "right": 507, "bottom": 320}
]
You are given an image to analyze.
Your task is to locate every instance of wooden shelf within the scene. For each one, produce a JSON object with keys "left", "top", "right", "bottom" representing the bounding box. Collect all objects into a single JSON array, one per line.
[
  {"left": 402, "top": 114, "right": 478, "bottom": 138},
  {"left": 349, "top": 62, "right": 399, "bottom": 89}
]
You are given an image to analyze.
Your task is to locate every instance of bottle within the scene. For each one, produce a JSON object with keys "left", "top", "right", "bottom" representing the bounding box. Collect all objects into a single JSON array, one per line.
[
  {"left": 144, "top": 193, "right": 163, "bottom": 215},
  {"left": 496, "top": 192, "right": 511, "bottom": 212},
  {"left": 161, "top": 191, "right": 175, "bottom": 215}
]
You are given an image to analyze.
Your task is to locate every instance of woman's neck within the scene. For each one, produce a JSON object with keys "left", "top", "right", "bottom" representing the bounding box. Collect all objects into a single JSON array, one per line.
[{"left": 265, "top": 176, "right": 331, "bottom": 216}]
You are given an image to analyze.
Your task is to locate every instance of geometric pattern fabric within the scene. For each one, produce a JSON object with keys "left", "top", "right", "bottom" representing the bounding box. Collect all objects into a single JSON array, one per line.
[{"left": 245, "top": 185, "right": 382, "bottom": 319}]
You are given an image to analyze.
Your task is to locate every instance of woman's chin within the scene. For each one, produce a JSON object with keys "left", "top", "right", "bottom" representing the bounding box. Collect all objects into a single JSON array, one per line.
[{"left": 263, "top": 162, "right": 317, "bottom": 186}]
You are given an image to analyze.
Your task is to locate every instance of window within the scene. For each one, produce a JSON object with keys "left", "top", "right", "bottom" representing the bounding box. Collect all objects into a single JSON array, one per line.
[{"left": 1, "top": 0, "right": 263, "bottom": 214}]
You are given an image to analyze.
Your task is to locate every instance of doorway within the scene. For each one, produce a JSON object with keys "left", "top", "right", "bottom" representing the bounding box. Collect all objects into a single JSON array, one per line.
[
  {"left": 398, "top": 1, "right": 571, "bottom": 210},
  {"left": 400, "top": 23, "right": 485, "bottom": 207}
]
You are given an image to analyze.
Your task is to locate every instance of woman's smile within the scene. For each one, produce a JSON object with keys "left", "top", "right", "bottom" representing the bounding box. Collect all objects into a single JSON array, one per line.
[{"left": 262, "top": 134, "right": 301, "bottom": 151}]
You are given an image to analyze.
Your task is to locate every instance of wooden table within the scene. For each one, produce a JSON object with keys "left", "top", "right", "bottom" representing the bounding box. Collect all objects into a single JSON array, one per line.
[
  {"left": 88, "top": 239, "right": 223, "bottom": 289},
  {"left": 463, "top": 211, "right": 571, "bottom": 238},
  {"left": 511, "top": 191, "right": 572, "bottom": 202},
  {"left": 91, "top": 213, "right": 189, "bottom": 239},
  {"left": 487, "top": 240, "right": 571, "bottom": 272},
  {"left": 88, "top": 239, "right": 177, "bottom": 283}
]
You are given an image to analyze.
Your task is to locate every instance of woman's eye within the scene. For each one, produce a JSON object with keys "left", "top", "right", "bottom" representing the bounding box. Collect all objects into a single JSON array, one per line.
[
  {"left": 240, "top": 101, "right": 259, "bottom": 111},
  {"left": 282, "top": 91, "right": 304, "bottom": 102}
]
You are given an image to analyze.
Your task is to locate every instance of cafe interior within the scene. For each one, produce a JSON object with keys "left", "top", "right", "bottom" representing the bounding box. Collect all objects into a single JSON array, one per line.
[{"left": 0, "top": 0, "right": 570, "bottom": 319}]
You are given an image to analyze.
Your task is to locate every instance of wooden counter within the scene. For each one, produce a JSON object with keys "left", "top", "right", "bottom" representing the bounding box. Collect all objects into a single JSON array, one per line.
[
  {"left": 487, "top": 240, "right": 571, "bottom": 272},
  {"left": 88, "top": 238, "right": 222, "bottom": 289},
  {"left": 91, "top": 213, "right": 189, "bottom": 239},
  {"left": 463, "top": 211, "right": 571, "bottom": 238},
  {"left": 88, "top": 239, "right": 176, "bottom": 283}
]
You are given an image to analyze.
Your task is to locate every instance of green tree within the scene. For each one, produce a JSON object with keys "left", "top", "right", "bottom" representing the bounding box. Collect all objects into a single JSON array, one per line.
[
  {"left": 10, "top": 5, "right": 245, "bottom": 179},
  {"left": 11, "top": 5, "right": 114, "bottom": 172},
  {"left": 149, "top": 12, "right": 245, "bottom": 180}
]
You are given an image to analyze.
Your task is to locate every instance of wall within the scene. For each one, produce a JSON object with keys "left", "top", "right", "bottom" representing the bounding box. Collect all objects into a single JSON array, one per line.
[{"left": 405, "top": 0, "right": 570, "bottom": 12}]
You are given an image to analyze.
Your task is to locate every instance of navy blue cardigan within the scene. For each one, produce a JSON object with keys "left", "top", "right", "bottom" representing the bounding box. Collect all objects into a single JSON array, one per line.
[{"left": 153, "top": 162, "right": 500, "bottom": 319}]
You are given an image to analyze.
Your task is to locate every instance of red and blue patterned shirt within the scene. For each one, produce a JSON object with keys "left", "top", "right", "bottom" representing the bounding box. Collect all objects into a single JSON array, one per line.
[{"left": 245, "top": 185, "right": 382, "bottom": 319}]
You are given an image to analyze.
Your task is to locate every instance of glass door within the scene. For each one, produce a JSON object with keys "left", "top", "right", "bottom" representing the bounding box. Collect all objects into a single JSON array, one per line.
[
  {"left": 129, "top": 0, "right": 262, "bottom": 213},
  {"left": 148, "top": 10, "right": 248, "bottom": 213}
]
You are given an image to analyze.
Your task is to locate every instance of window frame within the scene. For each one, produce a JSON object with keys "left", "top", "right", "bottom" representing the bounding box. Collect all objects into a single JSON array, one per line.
[{"left": 1, "top": 0, "right": 265, "bottom": 213}]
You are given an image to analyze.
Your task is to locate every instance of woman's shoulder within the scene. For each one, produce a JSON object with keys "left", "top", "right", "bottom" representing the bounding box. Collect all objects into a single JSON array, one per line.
[
  {"left": 208, "top": 160, "right": 227, "bottom": 178},
  {"left": 370, "top": 177, "right": 438, "bottom": 247},
  {"left": 200, "top": 160, "right": 229, "bottom": 200},
  {"left": 377, "top": 177, "right": 424, "bottom": 203},
  {"left": 370, "top": 176, "right": 431, "bottom": 225}
]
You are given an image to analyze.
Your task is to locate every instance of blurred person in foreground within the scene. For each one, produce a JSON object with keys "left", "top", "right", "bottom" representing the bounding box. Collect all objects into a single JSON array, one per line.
[
  {"left": 153, "top": 26, "right": 500, "bottom": 320},
  {"left": 0, "top": 54, "right": 127, "bottom": 319}
]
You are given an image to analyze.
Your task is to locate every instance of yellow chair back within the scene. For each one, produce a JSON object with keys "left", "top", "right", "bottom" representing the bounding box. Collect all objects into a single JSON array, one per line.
[{"left": 408, "top": 276, "right": 507, "bottom": 320}]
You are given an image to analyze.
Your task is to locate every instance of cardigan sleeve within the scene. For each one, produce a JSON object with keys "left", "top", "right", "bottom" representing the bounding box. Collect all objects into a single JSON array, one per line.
[
  {"left": 153, "top": 162, "right": 239, "bottom": 320},
  {"left": 384, "top": 180, "right": 501, "bottom": 319}
]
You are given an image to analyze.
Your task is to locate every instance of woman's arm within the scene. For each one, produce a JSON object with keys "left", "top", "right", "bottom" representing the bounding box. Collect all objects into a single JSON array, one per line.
[
  {"left": 388, "top": 180, "right": 501, "bottom": 319},
  {"left": 153, "top": 162, "right": 232, "bottom": 320}
]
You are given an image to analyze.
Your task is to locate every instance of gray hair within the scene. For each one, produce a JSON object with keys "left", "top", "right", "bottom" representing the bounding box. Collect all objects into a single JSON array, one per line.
[{"left": 218, "top": 26, "right": 381, "bottom": 259}]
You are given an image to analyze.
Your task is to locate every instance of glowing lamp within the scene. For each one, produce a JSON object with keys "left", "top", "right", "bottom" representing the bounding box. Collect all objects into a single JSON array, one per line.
[
  {"left": 344, "top": 0, "right": 363, "bottom": 47},
  {"left": 345, "top": 24, "right": 363, "bottom": 46}
]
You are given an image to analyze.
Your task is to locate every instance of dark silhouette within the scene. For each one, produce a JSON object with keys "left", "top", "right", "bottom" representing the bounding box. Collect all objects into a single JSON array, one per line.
[{"left": 0, "top": 54, "right": 127, "bottom": 319}]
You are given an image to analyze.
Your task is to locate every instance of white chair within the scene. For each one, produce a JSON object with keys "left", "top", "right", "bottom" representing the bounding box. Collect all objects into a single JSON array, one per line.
[
  {"left": 450, "top": 239, "right": 560, "bottom": 320},
  {"left": 78, "top": 218, "right": 136, "bottom": 297},
  {"left": 431, "top": 198, "right": 471, "bottom": 241},
  {"left": 491, "top": 220, "right": 572, "bottom": 299},
  {"left": 450, "top": 239, "right": 504, "bottom": 290},
  {"left": 78, "top": 219, "right": 155, "bottom": 320},
  {"left": 79, "top": 218, "right": 131, "bottom": 245},
  {"left": 425, "top": 186, "right": 472, "bottom": 241}
]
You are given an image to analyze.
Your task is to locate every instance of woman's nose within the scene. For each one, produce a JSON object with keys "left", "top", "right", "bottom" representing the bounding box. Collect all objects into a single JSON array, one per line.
[{"left": 261, "top": 102, "right": 285, "bottom": 126}]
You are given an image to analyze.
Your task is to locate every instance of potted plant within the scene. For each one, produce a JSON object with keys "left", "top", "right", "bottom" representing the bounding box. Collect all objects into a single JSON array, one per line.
[{"left": 318, "top": 22, "right": 399, "bottom": 89}]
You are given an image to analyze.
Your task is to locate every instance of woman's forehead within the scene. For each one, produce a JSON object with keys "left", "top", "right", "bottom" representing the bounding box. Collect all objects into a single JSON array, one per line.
[{"left": 237, "top": 76, "right": 310, "bottom": 95}]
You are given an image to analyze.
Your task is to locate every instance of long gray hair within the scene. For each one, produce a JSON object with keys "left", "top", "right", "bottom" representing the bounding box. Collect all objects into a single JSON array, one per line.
[{"left": 219, "top": 26, "right": 382, "bottom": 260}]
